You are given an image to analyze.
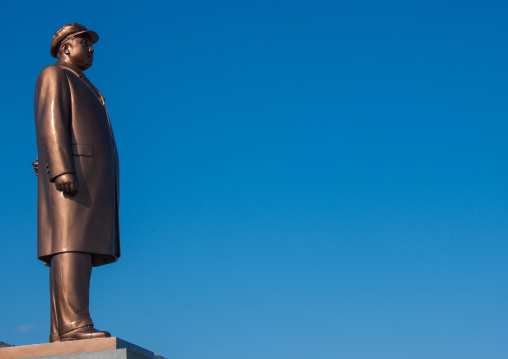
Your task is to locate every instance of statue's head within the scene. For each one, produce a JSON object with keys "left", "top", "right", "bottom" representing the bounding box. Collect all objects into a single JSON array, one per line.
[{"left": 51, "top": 23, "right": 99, "bottom": 71}]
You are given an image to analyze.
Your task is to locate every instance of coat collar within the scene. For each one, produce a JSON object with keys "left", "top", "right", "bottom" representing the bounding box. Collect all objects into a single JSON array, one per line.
[
  {"left": 55, "top": 61, "right": 105, "bottom": 105},
  {"left": 55, "top": 60, "right": 86, "bottom": 79}
]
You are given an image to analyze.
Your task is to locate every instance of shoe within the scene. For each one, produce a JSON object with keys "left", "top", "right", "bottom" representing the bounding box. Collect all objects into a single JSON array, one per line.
[
  {"left": 49, "top": 333, "right": 60, "bottom": 342},
  {"left": 60, "top": 325, "right": 111, "bottom": 341}
]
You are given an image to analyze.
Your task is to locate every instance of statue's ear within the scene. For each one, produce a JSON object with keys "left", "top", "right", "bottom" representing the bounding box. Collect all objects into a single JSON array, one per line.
[{"left": 62, "top": 43, "right": 70, "bottom": 55}]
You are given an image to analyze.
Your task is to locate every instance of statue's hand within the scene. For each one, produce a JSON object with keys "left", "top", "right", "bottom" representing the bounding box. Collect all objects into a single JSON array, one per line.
[
  {"left": 55, "top": 173, "right": 79, "bottom": 195},
  {"left": 32, "top": 158, "right": 38, "bottom": 177}
]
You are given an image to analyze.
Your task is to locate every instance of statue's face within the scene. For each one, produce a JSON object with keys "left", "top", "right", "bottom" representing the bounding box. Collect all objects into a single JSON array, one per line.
[{"left": 65, "top": 36, "right": 94, "bottom": 70}]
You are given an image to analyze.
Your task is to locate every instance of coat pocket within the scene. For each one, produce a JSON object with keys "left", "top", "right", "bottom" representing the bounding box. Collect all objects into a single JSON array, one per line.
[{"left": 71, "top": 144, "right": 94, "bottom": 157}]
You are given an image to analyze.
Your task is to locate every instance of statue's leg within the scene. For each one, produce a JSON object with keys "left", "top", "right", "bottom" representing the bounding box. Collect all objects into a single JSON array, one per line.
[
  {"left": 50, "top": 252, "right": 94, "bottom": 336},
  {"left": 49, "top": 268, "right": 59, "bottom": 342}
]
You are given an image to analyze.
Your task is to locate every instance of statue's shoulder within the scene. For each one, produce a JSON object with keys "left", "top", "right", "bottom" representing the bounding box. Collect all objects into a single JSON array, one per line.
[
  {"left": 38, "top": 64, "right": 66, "bottom": 79},
  {"left": 36, "top": 65, "right": 70, "bottom": 90}
]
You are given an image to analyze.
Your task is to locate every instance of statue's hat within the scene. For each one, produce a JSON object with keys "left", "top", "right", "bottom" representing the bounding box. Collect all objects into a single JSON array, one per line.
[{"left": 50, "top": 23, "right": 99, "bottom": 58}]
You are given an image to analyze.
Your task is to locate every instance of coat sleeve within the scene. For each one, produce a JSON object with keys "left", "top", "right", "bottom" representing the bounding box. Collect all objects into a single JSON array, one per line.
[{"left": 34, "top": 66, "right": 75, "bottom": 182}]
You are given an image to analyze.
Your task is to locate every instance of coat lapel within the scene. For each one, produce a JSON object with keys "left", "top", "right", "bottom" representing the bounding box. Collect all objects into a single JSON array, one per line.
[{"left": 56, "top": 61, "right": 105, "bottom": 106}]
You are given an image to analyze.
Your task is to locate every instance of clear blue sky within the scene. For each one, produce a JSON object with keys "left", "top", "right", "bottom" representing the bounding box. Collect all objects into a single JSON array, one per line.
[{"left": 1, "top": 0, "right": 507, "bottom": 358}]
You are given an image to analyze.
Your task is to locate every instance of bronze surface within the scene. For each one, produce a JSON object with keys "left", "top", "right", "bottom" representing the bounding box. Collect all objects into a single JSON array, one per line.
[
  {"left": 33, "top": 23, "right": 120, "bottom": 341},
  {"left": 50, "top": 252, "right": 93, "bottom": 336}
]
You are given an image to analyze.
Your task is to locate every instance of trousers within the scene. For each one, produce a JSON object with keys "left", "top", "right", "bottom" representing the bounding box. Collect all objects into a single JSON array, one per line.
[{"left": 49, "top": 252, "right": 94, "bottom": 338}]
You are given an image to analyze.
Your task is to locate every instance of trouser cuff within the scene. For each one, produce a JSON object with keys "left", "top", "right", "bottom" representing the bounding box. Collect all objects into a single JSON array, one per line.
[
  {"left": 49, "top": 332, "right": 60, "bottom": 342},
  {"left": 58, "top": 318, "right": 94, "bottom": 335}
]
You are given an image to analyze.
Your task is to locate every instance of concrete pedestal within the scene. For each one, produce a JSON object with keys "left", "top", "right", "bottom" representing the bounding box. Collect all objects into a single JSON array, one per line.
[{"left": 0, "top": 338, "right": 153, "bottom": 359}]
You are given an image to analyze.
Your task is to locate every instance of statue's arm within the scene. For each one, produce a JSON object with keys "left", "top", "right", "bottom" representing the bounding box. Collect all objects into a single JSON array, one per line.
[
  {"left": 35, "top": 66, "right": 78, "bottom": 194},
  {"left": 33, "top": 157, "right": 78, "bottom": 194}
]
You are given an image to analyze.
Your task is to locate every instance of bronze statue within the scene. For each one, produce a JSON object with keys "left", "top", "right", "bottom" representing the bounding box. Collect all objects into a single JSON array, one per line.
[{"left": 34, "top": 23, "right": 120, "bottom": 342}]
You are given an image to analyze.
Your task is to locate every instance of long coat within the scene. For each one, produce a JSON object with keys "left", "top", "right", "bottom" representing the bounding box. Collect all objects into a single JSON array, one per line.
[{"left": 34, "top": 61, "right": 120, "bottom": 267}]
